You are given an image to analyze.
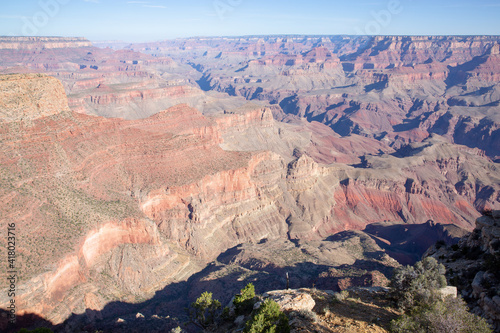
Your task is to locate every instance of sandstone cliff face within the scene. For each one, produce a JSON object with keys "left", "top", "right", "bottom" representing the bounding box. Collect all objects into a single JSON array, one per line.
[
  {"left": 10, "top": 218, "right": 177, "bottom": 325},
  {"left": 0, "top": 74, "right": 69, "bottom": 122},
  {"left": 132, "top": 108, "right": 496, "bottom": 258},
  {"left": 140, "top": 151, "right": 288, "bottom": 258},
  {"left": 128, "top": 36, "right": 333, "bottom": 65},
  {"left": 280, "top": 138, "right": 497, "bottom": 241},
  {"left": 84, "top": 86, "right": 200, "bottom": 106},
  {"left": 215, "top": 106, "right": 274, "bottom": 132},
  {"left": 341, "top": 35, "right": 496, "bottom": 69},
  {"left": 1, "top": 38, "right": 499, "bottom": 330},
  {"left": 0, "top": 75, "right": 288, "bottom": 324}
]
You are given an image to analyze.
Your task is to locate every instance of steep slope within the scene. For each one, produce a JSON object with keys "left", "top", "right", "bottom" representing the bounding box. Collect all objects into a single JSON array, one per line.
[
  {"left": 427, "top": 211, "right": 500, "bottom": 331},
  {"left": 0, "top": 74, "right": 283, "bottom": 325},
  {"left": 1, "top": 36, "right": 500, "bottom": 331}
]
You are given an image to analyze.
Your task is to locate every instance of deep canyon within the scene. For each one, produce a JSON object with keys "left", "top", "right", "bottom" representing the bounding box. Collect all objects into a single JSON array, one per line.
[{"left": 0, "top": 35, "right": 499, "bottom": 332}]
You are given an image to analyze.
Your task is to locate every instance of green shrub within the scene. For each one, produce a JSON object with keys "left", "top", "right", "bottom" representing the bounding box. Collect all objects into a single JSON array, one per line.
[
  {"left": 390, "top": 257, "right": 446, "bottom": 310},
  {"left": 18, "top": 329, "right": 54, "bottom": 333},
  {"left": 234, "top": 283, "right": 256, "bottom": 315},
  {"left": 244, "top": 299, "right": 290, "bottom": 333},
  {"left": 189, "top": 291, "right": 221, "bottom": 327},
  {"left": 390, "top": 257, "right": 492, "bottom": 333},
  {"left": 221, "top": 306, "right": 231, "bottom": 320},
  {"left": 391, "top": 296, "right": 492, "bottom": 333}
]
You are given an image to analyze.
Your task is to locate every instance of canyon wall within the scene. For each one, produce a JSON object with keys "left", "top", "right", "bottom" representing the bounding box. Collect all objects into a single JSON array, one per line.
[
  {"left": 1, "top": 74, "right": 497, "bottom": 326},
  {"left": 0, "top": 35, "right": 499, "bottom": 329},
  {"left": 142, "top": 36, "right": 500, "bottom": 160}
]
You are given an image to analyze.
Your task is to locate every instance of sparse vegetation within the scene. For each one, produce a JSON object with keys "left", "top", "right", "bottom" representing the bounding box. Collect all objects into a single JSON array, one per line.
[
  {"left": 391, "top": 296, "right": 492, "bottom": 333},
  {"left": 234, "top": 283, "right": 256, "bottom": 315},
  {"left": 189, "top": 291, "right": 221, "bottom": 328},
  {"left": 18, "top": 328, "right": 54, "bottom": 333},
  {"left": 244, "top": 299, "right": 290, "bottom": 333},
  {"left": 389, "top": 257, "right": 446, "bottom": 310},
  {"left": 188, "top": 284, "right": 291, "bottom": 332},
  {"left": 169, "top": 326, "right": 184, "bottom": 333},
  {"left": 292, "top": 309, "right": 318, "bottom": 323},
  {"left": 390, "top": 257, "right": 492, "bottom": 333},
  {"left": 333, "top": 290, "right": 350, "bottom": 303},
  {"left": 321, "top": 306, "right": 331, "bottom": 315}
]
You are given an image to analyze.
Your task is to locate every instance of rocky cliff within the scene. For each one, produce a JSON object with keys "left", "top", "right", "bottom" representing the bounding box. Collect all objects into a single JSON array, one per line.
[
  {"left": 0, "top": 73, "right": 69, "bottom": 122},
  {"left": 0, "top": 37, "right": 214, "bottom": 120},
  {"left": 143, "top": 36, "right": 500, "bottom": 160},
  {"left": 1, "top": 36, "right": 499, "bottom": 331},
  {"left": 0, "top": 75, "right": 285, "bottom": 325},
  {"left": 428, "top": 211, "right": 500, "bottom": 331}
]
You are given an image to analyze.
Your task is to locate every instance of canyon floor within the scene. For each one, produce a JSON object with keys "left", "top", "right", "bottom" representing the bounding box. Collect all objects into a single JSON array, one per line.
[{"left": 0, "top": 35, "right": 499, "bottom": 332}]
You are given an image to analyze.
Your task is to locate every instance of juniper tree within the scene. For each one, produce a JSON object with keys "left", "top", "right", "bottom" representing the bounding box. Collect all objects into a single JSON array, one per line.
[{"left": 390, "top": 257, "right": 446, "bottom": 310}]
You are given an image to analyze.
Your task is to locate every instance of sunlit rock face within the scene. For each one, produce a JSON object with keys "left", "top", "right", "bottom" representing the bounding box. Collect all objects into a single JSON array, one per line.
[{"left": 0, "top": 35, "right": 499, "bottom": 328}]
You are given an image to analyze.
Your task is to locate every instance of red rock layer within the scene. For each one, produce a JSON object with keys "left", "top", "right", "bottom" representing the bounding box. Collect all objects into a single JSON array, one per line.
[
  {"left": 0, "top": 75, "right": 289, "bottom": 323},
  {"left": 82, "top": 85, "right": 200, "bottom": 106}
]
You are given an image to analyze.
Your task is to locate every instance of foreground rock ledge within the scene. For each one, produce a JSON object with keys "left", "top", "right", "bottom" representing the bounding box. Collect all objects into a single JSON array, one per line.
[{"left": 261, "top": 289, "right": 316, "bottom": 312}]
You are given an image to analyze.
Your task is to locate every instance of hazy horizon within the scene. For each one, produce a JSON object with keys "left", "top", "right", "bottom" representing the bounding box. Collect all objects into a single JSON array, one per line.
[{"left": 1, "top": 0, "right": 499, "bottom": 43}]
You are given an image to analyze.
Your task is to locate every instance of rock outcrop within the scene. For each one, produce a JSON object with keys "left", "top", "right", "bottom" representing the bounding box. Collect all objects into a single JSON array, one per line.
[
  {"left": 428, "top": 211, "right": 500, "bottom": 331},
  {"left": 261, "top": 289, "right": 316, "bottom": 312},
  {"left": 0, "top": 73, "right": 69, "bottom": 121}
]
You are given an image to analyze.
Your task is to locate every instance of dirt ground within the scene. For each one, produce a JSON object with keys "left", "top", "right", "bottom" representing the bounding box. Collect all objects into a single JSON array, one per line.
[{"left": 288, "top": 288, "right": 401, "bottom": 333}]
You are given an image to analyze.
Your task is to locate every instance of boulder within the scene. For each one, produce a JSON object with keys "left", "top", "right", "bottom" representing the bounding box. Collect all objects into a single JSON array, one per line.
[
  {"left": 438, "top": 286, "right": 457, "bottom": 299},
  {"left": 472, "top": 271, "right": 486, "bottom": 298},
  {"left": 261, "top": 289, "right": 315, "bottom": 312}
]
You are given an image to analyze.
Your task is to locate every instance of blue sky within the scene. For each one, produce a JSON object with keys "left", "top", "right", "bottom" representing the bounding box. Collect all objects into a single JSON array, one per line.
[{"left": 0, "top": 0, "right": 499, "bottom": 42}]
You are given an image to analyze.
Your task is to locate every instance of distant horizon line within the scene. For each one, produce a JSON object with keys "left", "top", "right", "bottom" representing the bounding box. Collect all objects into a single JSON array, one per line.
[{"left": 2, "top": 34, "right": 500, "bottom": 44}]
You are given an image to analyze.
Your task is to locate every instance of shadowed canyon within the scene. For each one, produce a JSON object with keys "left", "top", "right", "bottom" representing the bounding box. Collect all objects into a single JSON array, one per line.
[{"left": 0, "top": 35, "right": 499, "bottom": 332}]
